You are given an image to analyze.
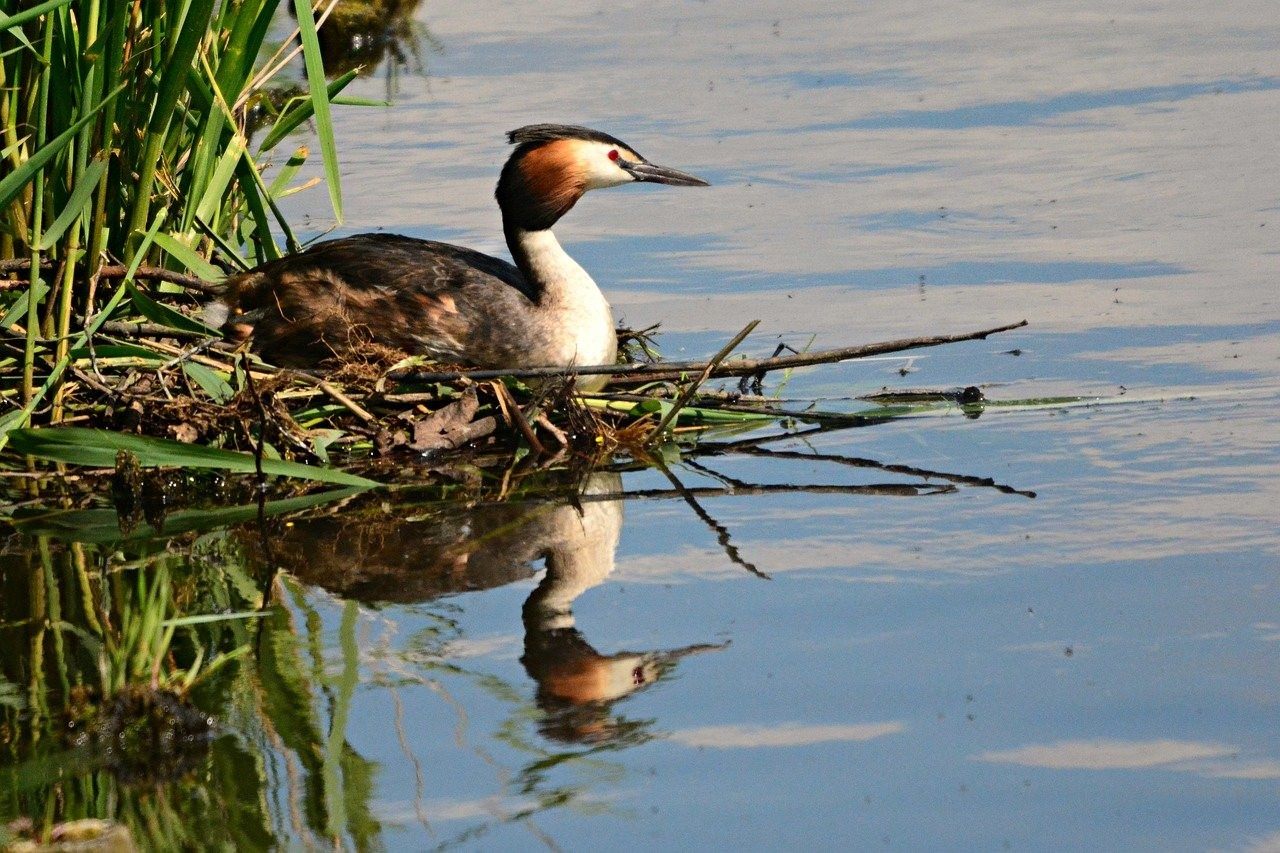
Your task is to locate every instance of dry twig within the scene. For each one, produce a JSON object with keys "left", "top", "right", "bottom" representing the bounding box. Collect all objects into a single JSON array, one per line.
[{"left": 395, "top": 320, "right": 1029, "bottom": 385}]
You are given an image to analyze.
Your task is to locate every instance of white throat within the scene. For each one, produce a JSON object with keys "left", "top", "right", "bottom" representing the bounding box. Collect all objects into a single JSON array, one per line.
[{"left": 512, "top": 228, "right": 617, "bottom": 375}]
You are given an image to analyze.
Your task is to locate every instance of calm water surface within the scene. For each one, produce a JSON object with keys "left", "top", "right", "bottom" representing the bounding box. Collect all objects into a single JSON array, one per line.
[{"left": 6, "top": 1, "right": 1280, "bottom": 849}]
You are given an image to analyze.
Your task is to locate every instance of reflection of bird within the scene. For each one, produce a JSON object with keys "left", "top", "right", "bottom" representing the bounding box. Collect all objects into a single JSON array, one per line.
[
  {"left": 518, "top": 474, "right": 727, "bottom": 745},
  {"left": 264, "top": 469, "right": 725, "bottom": 744},
  {"left": 521, "top": 607, "right": 725, "bottom": 745},
  {"left": 212, "top": 125, "right": 708, "bottom": 389}
]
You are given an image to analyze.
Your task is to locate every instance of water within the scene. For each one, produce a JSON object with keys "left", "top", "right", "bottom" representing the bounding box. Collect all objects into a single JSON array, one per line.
[{"left": 4, "top": 1, "right": 1280, "bottom": 849}]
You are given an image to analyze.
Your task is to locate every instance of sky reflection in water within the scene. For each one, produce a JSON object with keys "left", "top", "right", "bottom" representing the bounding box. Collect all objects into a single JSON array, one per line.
[{"left": 272, "top": 1, "right": 1280, "bottom": 848}]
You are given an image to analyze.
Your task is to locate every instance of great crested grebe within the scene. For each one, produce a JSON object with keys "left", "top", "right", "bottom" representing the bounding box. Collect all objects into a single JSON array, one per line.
[{"left": 213, "top": 124, "right": 708, "bottom": 389}]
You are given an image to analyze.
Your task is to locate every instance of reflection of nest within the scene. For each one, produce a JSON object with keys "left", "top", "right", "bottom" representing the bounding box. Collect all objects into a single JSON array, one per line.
[
  {"left": 253, "top": 468, "right": 602, "bottom": 601},
  {"left": 259, "top": 503, "right": 544, "bottom": 602},
  {"left": 314, "top": 0, "right": 427, "bottom": 78},
  {"left": 63, "top": 686, "right": 214, "bottom": 784},
  {"left": 250, "top": 468, "right": 620, "bottom": 603}
]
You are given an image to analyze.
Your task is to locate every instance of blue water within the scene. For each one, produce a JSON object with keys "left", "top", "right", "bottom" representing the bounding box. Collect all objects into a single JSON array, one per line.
[
  {"left": 8, "top": 1, "right": 1279, "bottom": 849},
  {"left": 261, "top": 5, "right": 1280, "bottom": 842}
]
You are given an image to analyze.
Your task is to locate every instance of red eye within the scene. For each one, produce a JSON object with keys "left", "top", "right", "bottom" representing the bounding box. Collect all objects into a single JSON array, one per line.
[{"left": 608, "top": 149, "right": 620, "bottom": 161}]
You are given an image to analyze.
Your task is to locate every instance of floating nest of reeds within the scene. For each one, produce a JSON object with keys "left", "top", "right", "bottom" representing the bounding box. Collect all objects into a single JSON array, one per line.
[{"left": 2, "top": 262, "right": 1028, "bottom": 480}]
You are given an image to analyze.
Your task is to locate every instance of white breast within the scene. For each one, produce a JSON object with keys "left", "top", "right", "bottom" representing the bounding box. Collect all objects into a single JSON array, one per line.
[{"left": 515, "top": 229, "right": 619, "bottom": 377}]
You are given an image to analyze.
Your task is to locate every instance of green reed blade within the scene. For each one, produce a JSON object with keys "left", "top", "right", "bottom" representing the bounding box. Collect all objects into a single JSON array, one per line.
[
  {"left": 7, "top": 427, "right": 380, "bottom": 487},
  {"left": 123, "top": 0, "right": 217, "bottom": 259},
  {"left": 291, "top": 0, "right": 342, "bottom": 221},
  {"left": 0, "top": 0, "right": 75, "bottom": 33},
  {"left": 36, "top": 155, "right": 106, "bottom": 250},
  {"left": 192, "top": 132, "right": 247, "bottom": 225}
]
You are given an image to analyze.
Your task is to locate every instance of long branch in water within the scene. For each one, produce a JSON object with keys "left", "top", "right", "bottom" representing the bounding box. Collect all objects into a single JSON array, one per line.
[{"left": 393, "top": 320, "right": 1029, "bottom": 385}]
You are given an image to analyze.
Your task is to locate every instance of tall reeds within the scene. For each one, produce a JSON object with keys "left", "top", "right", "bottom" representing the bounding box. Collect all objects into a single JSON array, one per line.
[{"left": 0, "top": 0, "right": 348, "bottom": 441}]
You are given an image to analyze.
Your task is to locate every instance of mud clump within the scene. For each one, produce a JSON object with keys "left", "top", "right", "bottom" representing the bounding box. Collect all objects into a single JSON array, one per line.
[{"left": 63, "top": 686, "right": 214, "bottom": 784}]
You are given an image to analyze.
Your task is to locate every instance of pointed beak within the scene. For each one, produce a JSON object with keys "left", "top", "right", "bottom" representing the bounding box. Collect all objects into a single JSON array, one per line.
[{"left": 622, "top": 161, "right": 710, "bottom": 187}]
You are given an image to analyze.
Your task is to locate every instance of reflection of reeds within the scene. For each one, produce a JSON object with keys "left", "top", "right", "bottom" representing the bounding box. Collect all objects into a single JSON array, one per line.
[
  {"left": 0, "top": 537, "right": 271, "bottom": 847},
  {"left": 0, "top": 523, "right": 403, "bottom": 849}
]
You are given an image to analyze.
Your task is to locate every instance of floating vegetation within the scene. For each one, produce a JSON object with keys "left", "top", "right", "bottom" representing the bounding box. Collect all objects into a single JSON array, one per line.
[{"left": 3, "top": 818, "right": 134, "bottom": 852}]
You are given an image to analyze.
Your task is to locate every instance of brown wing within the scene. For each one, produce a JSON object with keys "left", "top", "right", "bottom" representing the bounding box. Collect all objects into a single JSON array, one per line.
[{"left": 221, "top": 233, "right": 537, "bottom": 367}]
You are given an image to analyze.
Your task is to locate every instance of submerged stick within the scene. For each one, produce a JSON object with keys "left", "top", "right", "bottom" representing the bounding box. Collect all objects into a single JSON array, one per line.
[
  {"left": 396, "top": 320, "right": 1028, "bottom": 385},
  {"left": 720, "top": 445, "right": 1037, "bottom": 498},
  {"left": 584, "top": 481, "right": 958, "bottom": 502}
]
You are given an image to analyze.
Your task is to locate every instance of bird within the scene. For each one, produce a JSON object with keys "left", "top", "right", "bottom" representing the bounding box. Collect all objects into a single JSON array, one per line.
[{"left": 211, "top": 124, "right": 709, "bottom": 390}]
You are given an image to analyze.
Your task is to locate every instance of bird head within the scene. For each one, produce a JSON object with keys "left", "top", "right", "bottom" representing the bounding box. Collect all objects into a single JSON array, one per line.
[{"left": 496, "top": 124, "right": 709, "bottom": 231}]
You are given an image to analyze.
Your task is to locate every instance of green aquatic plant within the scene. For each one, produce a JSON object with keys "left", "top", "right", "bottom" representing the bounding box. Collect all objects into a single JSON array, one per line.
[{"left": 0, "top": 0, "right": 351, "bottom": 441}]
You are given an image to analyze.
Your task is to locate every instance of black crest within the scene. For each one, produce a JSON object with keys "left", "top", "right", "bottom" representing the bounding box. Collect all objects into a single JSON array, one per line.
[{"left": 506, "top": 124, "right": 633, "bottom": 151}]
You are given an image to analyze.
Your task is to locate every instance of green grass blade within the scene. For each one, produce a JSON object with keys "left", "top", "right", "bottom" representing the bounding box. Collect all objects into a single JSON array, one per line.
[
  {"left": 330, "top": 96, "right": 389, "bottom": 107},
  {"left": 257, "top": 70, "right": 358, "bottom": 152},
  {"left": 68, "top": 343, "right": 168, "bottom": 362},
  {"left": 152, "top": 232, "right": 224, "bottom": 281},
  {"left": 235, "top": 155, "right": 291, "bottom": 257},
  {"left": 6, "top": 428, "right": 380, "bottom": 487},
  {"left": 192, "top": 215, "right": 252, "bottom": 271},
  {"left": 291, "top": 0, "right": 342, "bottom": 220},
  {"left": 0, "top": 90, "right": 117, "bottom": 211},
  {"left": 8, "top": 487, "right": 365, "bottom": 543},
  {"left": 267, "top": 145, "right": 309, "bottom": 197},
  {"left": 182, "top": 362, "right": 233, "bottom": 402},
  {"left": 123, "top": 281, "right": 220, "bottom": 335},
  {"left": 0, "top": 0, "right": 75, "bottom": 32},
  {"left": 161, "top": 612, "right": 268, "bottom": 627},
  {"left": 36, "top": 156, "right": 108, "bottom": 250},
  {"left": 1, "top": 281, "right": 50, "bottom": 328}
]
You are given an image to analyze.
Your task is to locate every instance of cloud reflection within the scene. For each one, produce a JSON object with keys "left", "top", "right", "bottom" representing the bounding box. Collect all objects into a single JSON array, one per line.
[
  {"left": 976, "top": 738, "right": 1280, "bottom": 779},
  {"left": 670, "top": 721, "right": 903, "bottom": 749},
  {"left": 1242, "top": 830, "right": 1280, "bottom": 853}
]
